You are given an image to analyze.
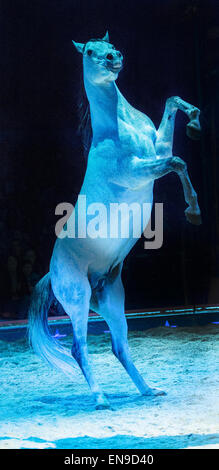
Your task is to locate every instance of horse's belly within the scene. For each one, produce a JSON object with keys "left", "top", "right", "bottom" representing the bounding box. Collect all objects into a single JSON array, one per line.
[{"left": 51, "top": 187, "right": 153, "bottom": 278}]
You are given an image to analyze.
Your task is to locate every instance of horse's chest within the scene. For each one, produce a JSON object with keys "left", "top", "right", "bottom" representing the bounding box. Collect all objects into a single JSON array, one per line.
[{"left": 119, "top": 122, "right": 156, "bottom": 158}]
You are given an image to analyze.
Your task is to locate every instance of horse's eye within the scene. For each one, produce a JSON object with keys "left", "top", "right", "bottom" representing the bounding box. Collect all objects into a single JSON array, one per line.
[{"left": 87, "top": 49, "right": 92, "bottom": 56}]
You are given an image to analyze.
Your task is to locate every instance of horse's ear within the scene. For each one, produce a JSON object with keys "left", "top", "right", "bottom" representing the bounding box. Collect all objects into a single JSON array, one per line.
[
  {"left": 72, "top": 41, "right": 84, "bottom": 54},
  {"left": 102, "top": 31, "right": 109, "bottom": 42}
]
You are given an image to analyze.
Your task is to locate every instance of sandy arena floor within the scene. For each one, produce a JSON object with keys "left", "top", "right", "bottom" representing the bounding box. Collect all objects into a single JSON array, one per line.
[{"left": 0, "top": 323, "right": 219, "bottom": 449}]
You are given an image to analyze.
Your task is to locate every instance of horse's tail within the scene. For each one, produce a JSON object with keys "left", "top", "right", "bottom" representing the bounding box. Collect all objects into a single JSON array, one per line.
[{"left": 28, "top": 273, "right": 77, "bottom": 377}]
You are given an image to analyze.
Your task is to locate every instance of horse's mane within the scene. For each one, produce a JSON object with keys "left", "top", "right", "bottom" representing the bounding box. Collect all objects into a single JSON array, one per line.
[
  {"left": 77, "top": 38, "right": 109, "bottom": 158},
  {"left": 78, "top": 76, "right": 92, "bottom": 158}
]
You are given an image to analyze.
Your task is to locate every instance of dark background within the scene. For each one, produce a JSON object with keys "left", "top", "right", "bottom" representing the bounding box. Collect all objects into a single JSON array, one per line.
[{"left": 0, "top": 0, "right": 219, "bottom": 318}]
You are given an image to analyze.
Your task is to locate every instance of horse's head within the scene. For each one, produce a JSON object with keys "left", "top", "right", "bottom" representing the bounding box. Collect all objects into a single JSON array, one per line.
[{"left": 72, "top": 32, "right": 123, "bottom": 84}]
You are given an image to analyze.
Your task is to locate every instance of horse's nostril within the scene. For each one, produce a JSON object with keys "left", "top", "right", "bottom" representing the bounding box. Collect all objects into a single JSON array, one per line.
[
  {"left": 117, "top": 52, "right": 121, "bottom": 58},
  {"left": 106, "top": 53, "right": 113, "bottom": 60}
]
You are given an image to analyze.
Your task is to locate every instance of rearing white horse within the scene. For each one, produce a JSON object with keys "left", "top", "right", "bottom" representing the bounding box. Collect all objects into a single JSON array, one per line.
[{"left": 28, "top": 32, "right": 201, "bottom": 409}]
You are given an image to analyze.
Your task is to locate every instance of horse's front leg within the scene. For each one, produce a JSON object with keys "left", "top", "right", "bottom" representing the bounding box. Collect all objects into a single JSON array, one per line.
[
  {"left": 132, "top": 156, "right": 202, "bottom": 225},
  {"left": 156, "top": 96, "right": 201, "bottom": 157},
  {"left": 177, "top": 163, "right": 202, "bottom": 225}
]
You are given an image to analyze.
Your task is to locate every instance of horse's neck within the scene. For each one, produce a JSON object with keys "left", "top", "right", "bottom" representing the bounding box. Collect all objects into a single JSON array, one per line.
[{"left": 84, "top": 77, "right": 128, "bottom": 145}]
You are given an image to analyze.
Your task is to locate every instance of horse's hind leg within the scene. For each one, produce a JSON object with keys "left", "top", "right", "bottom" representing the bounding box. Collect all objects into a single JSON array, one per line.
[
  {"left": 156, "top": 96, "right": 201, "bottom": 158},
  {"left": 91, "top": 269, "right": 165, "bottom": 397},
  {"left": 53, "top": 273, "right": 110, "bottom": 410}
]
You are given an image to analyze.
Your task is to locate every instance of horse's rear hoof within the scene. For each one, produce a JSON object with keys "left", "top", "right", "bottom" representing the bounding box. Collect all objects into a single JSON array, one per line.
[
  {"left": 143, "top": 387, "right": 167, "bottom": 397},
  {"left": 185, "top": 209, "right": 202, "bottom": 225},
  {"left": 151, "top": 388, "right": 167, "bottom": 397},
  {"left": 186, "top": 122, "right": 201, "bottom": 140},
  {"left": 95, "top": 403, "right": 111, "bottom": 410}
]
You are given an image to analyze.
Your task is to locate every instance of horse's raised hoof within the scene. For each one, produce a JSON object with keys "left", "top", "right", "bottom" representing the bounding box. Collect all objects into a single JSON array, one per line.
[
  {"left": 186, "top": 122, "right": 201, "bottom": 140},
  {"left": 142, "top": 388, "right": 167, "bottom": 397},
  {"left": 185, "top": 208, "right": 202, "bottom": 225}
]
